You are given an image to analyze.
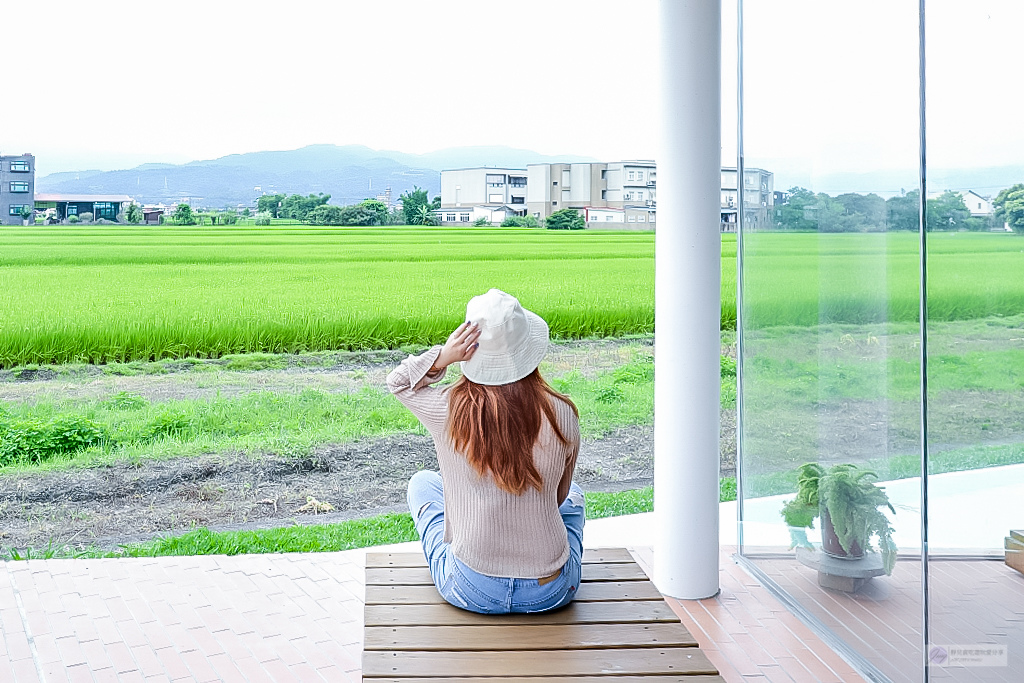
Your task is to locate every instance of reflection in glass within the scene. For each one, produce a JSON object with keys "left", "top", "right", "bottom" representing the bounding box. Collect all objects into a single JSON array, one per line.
[
  {"left": 737, "top": 1, "right": 923, "bottom": 681},
  {"left": 924, "top": 2, "right": 1024, "bottom": 680}
]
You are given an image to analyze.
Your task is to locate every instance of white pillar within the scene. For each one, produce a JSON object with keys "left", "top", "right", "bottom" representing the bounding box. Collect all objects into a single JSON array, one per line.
[{"left": 653, "top": 0, "right": 722, "bottom": 600}]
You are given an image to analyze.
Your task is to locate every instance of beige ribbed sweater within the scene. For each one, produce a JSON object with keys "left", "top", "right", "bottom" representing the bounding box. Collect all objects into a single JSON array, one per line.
[{"left": 387, "top": 346, "right": 580, "bottom": 579}]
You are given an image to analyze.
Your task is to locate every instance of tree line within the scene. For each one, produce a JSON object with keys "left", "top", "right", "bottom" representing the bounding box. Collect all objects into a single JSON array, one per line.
[
  {"left": 251, "top": 187, "right": 442, "bottom": 226},
  {"left": 166, "top": 204, "right": 244, "bottom": 226},
  {"left": 774, "top": 186, "right": 1023, "bottom": 233}
]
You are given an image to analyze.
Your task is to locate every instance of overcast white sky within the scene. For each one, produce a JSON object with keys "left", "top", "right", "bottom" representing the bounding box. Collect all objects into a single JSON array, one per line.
[{"left": 4, "top": 0, "right": 1021, "bottom": 183}]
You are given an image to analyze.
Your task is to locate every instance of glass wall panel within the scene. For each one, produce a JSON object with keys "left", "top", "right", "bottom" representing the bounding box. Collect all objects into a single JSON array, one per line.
[
  {"left": 737, "top": 2, "right": 924, "bottom": 680},
  {"left": 924, "top": 2, "right": 1024, "bottom": 680}
]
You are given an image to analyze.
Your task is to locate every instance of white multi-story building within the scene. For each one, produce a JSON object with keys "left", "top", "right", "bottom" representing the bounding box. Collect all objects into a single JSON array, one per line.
[
  {"left": 440, "top": 160, "right": 772, "bottom": 230},
  {"left": 437, "top": 167, "right": 528, "bottom": 223},
  {"left": 720, "top": 167, "right": 774, "bottom": 232},
  {"left": 603, "top": 161, "right": 658, "bottom": 207},
  {"left": 1, "top": 153, "right": 35, "bottom": 225},
  {"left": 526, "top": 160, "right": 657, "bottom": 229}
]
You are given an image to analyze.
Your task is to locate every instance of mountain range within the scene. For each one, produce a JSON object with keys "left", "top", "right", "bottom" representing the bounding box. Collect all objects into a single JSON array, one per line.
[
  {"left": 812, "top": 165, "right": 1024, "bottom": 198},
  {"left": 36, "top": 144, "right": 1022, "bottom": 208},
  {"left": 35, "top": 145, "right": 598, "bottom": 209}
]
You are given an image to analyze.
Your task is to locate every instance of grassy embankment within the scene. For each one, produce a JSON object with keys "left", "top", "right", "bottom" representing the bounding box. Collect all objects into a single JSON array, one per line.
[
  {"left": 0, "top": 347, "right": 682, "bottom": 472},
  {"left": 0, "top": 346, "right": 741, "bottom": 560},
  {"left": 0, "top": 344, "right": 739, "bottom": 474}
]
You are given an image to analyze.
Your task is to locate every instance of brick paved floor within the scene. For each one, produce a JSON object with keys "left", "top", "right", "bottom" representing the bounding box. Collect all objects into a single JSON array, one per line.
[
  {"left": 0, "top": 550, "right": 372, "bottom": 682},
  {"left": 0, "top": 517, "right": 864, "bottom": 683}
]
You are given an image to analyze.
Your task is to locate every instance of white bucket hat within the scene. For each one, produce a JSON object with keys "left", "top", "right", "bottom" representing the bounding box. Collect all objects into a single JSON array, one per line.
[{"left": 460, "top": 289, "right": 549, "bottom": 386}]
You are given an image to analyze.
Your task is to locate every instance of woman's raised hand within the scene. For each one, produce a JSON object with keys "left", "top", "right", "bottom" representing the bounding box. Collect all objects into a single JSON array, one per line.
[{"left": 433, "top": 321, "right": 481, "bottom": 372}]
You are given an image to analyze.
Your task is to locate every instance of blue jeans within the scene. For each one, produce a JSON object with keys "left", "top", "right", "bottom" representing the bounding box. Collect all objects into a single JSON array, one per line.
[{"left": 406, "top": 469, "right": 585, "bottom": 614}]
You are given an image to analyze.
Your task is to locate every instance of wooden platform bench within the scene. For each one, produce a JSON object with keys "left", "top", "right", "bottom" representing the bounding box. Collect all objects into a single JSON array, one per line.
[{"left": 362, "top": 547, "right": 724, "bottom": 681}]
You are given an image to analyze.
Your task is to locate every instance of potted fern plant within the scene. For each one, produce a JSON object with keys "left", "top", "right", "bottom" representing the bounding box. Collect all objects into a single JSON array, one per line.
[{"left": 781, "top": 463, "right": 898, "bottom": 576}]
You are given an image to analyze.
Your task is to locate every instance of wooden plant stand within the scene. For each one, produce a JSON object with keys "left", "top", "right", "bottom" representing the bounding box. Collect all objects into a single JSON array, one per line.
[{"left": 795, "top": 546, "right": 886, "bottom": 593}]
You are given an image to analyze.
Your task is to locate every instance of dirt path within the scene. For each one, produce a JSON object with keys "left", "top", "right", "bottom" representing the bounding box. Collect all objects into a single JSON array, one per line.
[
  {"left": 0, "top": 340, "right": 644, "bottom": 404},
  {"left": 0, "top": 426, "right": 663, "bottom": 553}
]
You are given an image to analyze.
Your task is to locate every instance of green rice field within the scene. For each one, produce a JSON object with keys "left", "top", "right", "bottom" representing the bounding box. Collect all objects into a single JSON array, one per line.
[
  {"left": 742, "top": 231, "right": 1024, "bottom": 327},
  {"left": 1, "top": 226, "right": 659, "bottom": 367},
  {"left": 0, "top": 227, "right": 1021, "bottom": 367}
]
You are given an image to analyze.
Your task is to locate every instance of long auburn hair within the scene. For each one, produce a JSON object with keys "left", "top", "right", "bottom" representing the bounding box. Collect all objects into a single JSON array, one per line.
[{"left": 447, "top": 369, "right": 578, "bottom": 495}]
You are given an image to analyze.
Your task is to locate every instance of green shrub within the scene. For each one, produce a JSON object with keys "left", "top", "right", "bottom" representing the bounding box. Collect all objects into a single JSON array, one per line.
[
  {"left": 612, "top": 357, "right": 654, "bottom": 384},
  {"left": 594, "top": 385, "right": 625, "bottom": 403},
  {"left": 253, "top": 212, "right": 272, "bottom": 226},
  {"left": 500, "top": 215, "right": 539, "bottom": 228},
  {"left": 306, "top": 201, "right": 390, "bottom": 227},
  {"left": 172, "top": 205, "right": 196, "bottom": 226},
  {"left": 124, "top": 204, "right": 142, "bottom": 224},
  {"left": 0, "top": 419, "right": 48, "bottom": 465},
  {"left": 78, "top": 212, "right": 94, "bottom": 223},
  {"left": 413, "top": 205, "right": 440, "bottom": 226},
  {"left": 546, "top": 208, "right": 585, "bottom": 230},
  {"left": 720, "top": 355, "right": 737, "bottom": 377},
  {"left": 0, "top": 415, "right": 106, "bottom": 466},
  {"left": 223, "top": 353, "right": 288, "bottom": 371},
  {"left": 12, "top": 364, "right": 40, "bottom": 380},
  {"left": 994, "top": 183, "right": 1024, "bottom": 234},
  {"left": 471, "top": 217, "right": 491, "bottom": 227},
  {"left": 356, "top": 200, "right": 390, "bottom": 226},
  {"left": 103, "top": 391, "right": 149, "bottom": 411},
  {"left": 307, "top": 205, "right": 345, "bottom": 225},
  {"left": 144, "top": 411, "right": 196, "bottom": 440},
  {"left": 68, "top": 215, "right": 80, "bottom": 224},
  {"left": 47, "top": 415, "right": 107, "bottom": 456}
]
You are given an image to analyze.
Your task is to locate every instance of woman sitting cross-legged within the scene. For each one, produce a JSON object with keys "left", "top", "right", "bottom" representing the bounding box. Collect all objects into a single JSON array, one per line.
[{"left": 386, "top": 288, "right": 584, "bottom": 614}]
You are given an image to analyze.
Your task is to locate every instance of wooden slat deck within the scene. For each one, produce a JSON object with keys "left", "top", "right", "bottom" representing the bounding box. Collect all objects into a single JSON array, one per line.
[
  {"left": 1006, "top": 530, "right": 1024, "bottom": 575},
  {"left": 362, "top": 548, "right": 724, "bottom": 681}
]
